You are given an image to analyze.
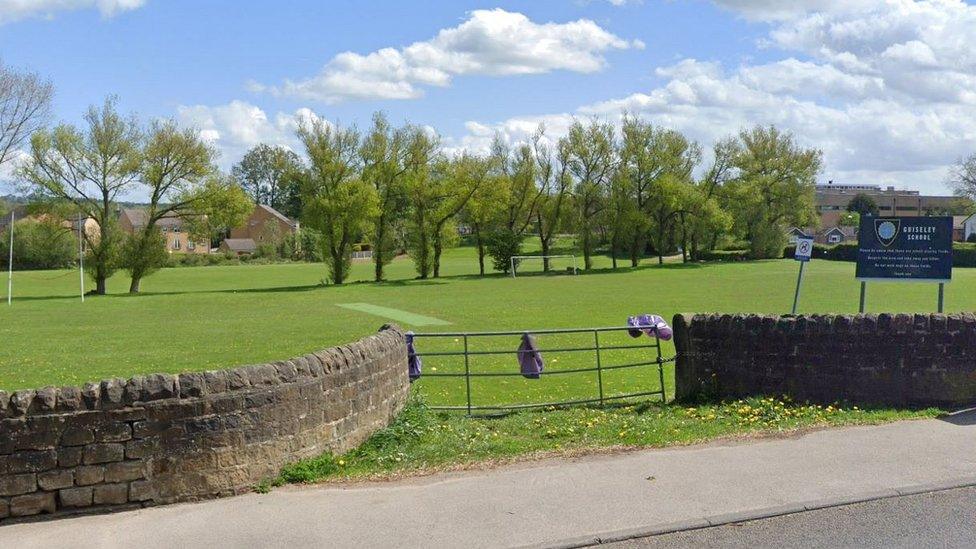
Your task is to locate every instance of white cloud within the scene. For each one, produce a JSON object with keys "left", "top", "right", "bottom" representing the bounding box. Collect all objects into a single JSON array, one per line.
[
  {"left": 174, "top": 101, "right": 320, "bottom": 170},
  {"left": 458, "top": 0, "right": 976, "bottom": 194},
  {"left": 262, "top": 8, "right": 639, "bottom": 103},
  {"left": 0, "top": 0, "right": 145, "bottom": 25}
]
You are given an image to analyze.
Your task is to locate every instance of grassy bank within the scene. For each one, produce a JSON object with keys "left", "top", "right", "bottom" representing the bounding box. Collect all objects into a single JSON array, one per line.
[{"left": 270, "top": 394, "right": 941, "bottom": 487}]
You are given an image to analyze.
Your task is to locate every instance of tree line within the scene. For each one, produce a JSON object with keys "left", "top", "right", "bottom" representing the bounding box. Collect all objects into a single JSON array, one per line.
[{"left": 227, "top": 113, "right": 825, "bottom": 284}]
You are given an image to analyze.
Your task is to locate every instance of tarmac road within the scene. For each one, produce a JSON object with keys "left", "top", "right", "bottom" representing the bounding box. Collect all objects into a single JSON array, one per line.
[{"left": 610, "top": 485, "right": 976, "bottom": 549}]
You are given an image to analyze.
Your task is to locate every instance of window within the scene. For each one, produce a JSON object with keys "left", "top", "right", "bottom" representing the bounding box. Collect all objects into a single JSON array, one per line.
[
  {"left": 173, "top": 238, "right": 181, "bottom": 250},
  {"left": 187, "top": 240, "right": 195, "bottom": 251},
  {"left": 828, "top": 234, "right": 842, "bottom": 244}
]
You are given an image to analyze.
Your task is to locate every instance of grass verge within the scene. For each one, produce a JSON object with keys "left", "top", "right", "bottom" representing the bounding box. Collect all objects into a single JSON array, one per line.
[{"left": 270, "top": 394, "right": 941, "bottom": 488}]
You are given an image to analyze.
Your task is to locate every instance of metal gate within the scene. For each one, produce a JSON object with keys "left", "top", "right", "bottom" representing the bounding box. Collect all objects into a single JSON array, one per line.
[{"left": 410, "top": 326, "right": 672, "bottom": 414}]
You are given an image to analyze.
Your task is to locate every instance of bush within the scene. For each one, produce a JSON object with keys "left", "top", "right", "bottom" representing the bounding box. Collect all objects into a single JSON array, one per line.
[
  {"left": 954, "top": 243, "right": 976, "bottom": 267},
  {"left": 0, "top": 219, "right": 77, "bottom": 270},
  {"left": 485, "top": 230, "right": 523, "bottom": 273},
  {"left": 696, "top": 249, "right": 750, "bottom": 262}
]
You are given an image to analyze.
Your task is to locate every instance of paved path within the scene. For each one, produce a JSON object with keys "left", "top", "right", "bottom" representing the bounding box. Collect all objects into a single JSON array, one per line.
[
  {"left": 2, "top": 412, "right": 975, "bottom": 549},
  {"left": 611, "top": 485, "right": 976, "bottom": 548}
]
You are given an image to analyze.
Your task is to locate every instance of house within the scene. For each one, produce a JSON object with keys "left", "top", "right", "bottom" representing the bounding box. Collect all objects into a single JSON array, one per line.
[
  {"left": 786, "top": 227, "right": 810, "bottom": 244},
  {"left": 219, "top": 238, "right": 257, "bottom": 256},
  {"left": 961, "top": 214, "right": 976, "bottom": 242},
  {"left": 229, "top": 204, "right": 298, "bottom": 244},
  {"left": 818, "top": 226, "right": 857, "bottom": 245},
  {"left": 118, "top": 209, "right": 209, "bottom": 254}
]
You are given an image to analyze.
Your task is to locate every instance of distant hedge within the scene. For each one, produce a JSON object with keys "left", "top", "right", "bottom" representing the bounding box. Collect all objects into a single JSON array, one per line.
[{"left": 695, "top": 249, "right": 750, "bottom": 262}]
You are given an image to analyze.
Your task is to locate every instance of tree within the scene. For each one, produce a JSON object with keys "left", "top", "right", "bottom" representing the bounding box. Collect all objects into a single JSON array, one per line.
[
  {"left": 484, "top": 136, "right": 543, "bottom": 274},
  {"left": 183, "top": 174, "right": 253, "bottom": 249},
  {"left": 122, "top": 120, "right": 224, "bottom": 293},
  {"left": 532, "top": 126, "right": 571, "bottom": 272},
  {"left": 691, "top": 137, "right": 738, "bottom": 259},
  {"left": 296, "top": 119, "right": 378, "bottom": 285},
  {"left": 839, "top": 211, "right": 860, "bottom": 227},
  {"left": 950, "top": 154, "right": 976, "bottom": 202},
  {"left": 1, "top": 62, "right": 53, "bottom": 169},
  {"left": 461, "top": 164, "right": 506, "bottom": 276},
  {"left": 725, "top": 125, "right": 821, "bottom": 259},
  {"left": 621, "top": 120, "right": 702, "bottom": 265},
  {"left": 231, "top": 144, "right": 302, "bottom": 215},
  {"left": 360, "top": 113, "right": 411, "bottom": 281},
  {"left": 19, "top": 97, "right": 141, "bottom": 294},
  {"left": 561, "top": 119, "right": 616, "bottom": 270},
  {"left": 846, "top": 193, "right": 879, "bottom": 217}
]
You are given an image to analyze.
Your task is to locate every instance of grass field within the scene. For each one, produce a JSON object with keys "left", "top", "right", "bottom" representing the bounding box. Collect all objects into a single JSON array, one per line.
[{"left": 0, "top": 243, "right": 970, "bottom": 399}]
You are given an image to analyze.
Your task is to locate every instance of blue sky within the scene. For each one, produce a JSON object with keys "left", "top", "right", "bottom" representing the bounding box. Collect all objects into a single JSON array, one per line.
[{"left": 2, "top": 0, "right": 976, "bottom": 195}]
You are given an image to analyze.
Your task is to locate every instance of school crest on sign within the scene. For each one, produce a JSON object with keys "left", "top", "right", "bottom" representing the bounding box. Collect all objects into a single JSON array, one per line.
[{"left": 874, "top": 219, "right": 900, "bottom": 248}]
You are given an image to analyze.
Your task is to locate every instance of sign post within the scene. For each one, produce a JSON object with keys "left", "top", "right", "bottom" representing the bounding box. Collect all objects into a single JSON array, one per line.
[
  {"left": 792, "top": 236, "right": 814, "bottom": 314},
  {"left": 6, "top": 211, "right": 12, "bottom": 306},
  {"left": 855, "top": 216, "right": 953, "bottom": 313}
]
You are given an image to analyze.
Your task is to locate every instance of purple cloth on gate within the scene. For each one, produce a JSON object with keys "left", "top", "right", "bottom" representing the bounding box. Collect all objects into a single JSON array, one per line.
[
  {"left": 627, "top": 314, "right": 673, "bottom": 341},
  {"left": 406, "top": 331, "right": 422, "bottom": 382},
  {"left": 517, "top": 333, "right": 544, "bottom": 379}
]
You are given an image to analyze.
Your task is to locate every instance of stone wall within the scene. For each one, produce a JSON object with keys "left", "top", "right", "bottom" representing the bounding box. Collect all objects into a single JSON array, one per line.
[
  {"left": 673, "top": 313, "right": 976, "bottom": 408},
  {"left": 0, "top": 325, "right": 409, "bottom": 521}
]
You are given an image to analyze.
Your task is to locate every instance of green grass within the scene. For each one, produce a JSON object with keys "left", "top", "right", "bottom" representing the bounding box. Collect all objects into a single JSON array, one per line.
[
  {"left": 0, "top": 242, "right": 972, "bottom": 394},
  {"left": 273, "top": 393, "right": 940, "bottom": 485}
]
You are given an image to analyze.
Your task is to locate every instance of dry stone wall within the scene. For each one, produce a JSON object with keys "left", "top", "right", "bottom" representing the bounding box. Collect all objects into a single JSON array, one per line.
[
  {"left": 0, "top": 325, "right": 409, "bottom": 521},
  {"left": 673, "top": 313, "right": 976, "bottom": 408}
]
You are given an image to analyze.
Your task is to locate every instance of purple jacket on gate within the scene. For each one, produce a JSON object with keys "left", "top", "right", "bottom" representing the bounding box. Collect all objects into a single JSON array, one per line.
[{"left": 517, "top": 333, "right": 544, "bottom": 379}]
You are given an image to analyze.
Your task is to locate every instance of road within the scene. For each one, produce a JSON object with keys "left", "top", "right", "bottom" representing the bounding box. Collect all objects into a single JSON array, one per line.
[{"left": 610, "top": 486, "right": 976, "bottom": 549}]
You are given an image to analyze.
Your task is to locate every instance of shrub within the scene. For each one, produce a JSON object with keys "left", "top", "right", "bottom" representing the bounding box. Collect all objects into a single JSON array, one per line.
[
  {"left": 954, "top": 243, "right": 976, "bottom": 267},
  {"left": 697, "top": 249, "right": 750, "bottom": 262},
  {"left": 0, "top": 218, "right": 77, "bottom": 270}
]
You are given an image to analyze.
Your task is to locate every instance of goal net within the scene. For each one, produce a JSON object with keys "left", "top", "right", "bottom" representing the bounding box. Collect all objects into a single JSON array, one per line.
[{"left": 510, "top": 255, "right": 579, "bottom": 278}]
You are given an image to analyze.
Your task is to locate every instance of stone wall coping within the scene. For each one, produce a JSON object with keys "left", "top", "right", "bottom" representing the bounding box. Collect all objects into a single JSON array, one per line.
[{"left": 0, "top": 324, "right": 405, "bottom": 419}]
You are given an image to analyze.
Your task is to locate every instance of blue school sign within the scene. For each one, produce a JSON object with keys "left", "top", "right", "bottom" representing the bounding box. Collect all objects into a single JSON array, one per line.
[{"left": 855, "top": 216, "right": 953, "bottom": 282}]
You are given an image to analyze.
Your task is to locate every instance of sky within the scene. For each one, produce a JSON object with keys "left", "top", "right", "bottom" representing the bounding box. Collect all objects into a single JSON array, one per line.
[{"left": 1, "top": 0, "right": 975, "bottom": 196}]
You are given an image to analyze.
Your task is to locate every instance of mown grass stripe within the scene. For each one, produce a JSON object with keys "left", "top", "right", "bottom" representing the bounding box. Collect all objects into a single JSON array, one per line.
[{"left": 337, "top": 303, "right": 451, "bottom": 326}]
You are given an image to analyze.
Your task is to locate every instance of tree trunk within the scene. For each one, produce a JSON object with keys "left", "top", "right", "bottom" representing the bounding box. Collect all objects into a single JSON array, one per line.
[
  {"left": 373, "top": 222, "right": 385, "bottom": 282},
  {"left": 540, "top": 237, "right": 551, "bottom": 272},
  {"left": 611, "top": 234, "right": 618, "bottom": 269},
  {"left": 432, "top": 235, "right": 443, "bottom": 278},
  {"left": 129, "top": 277, "right": 141, "bottom": 294},
  {"left": 475, "top": 225, "right": 485, "bottom": 276},
  {"left": 582, "top": 230, "right": 593, "bottom": 270},
  {"left": 96, "top": 276, "right": 107, "bottom": 295}
]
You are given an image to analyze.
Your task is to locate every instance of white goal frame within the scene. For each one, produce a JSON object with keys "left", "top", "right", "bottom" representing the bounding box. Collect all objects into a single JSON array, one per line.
[{"left": 510, "top": 255, "right": 579, "bottom": 278}]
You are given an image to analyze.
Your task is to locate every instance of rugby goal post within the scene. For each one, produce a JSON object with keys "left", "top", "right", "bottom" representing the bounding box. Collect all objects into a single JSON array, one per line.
[{"left": 510, "top": 255, "right": 579, "bottom": 278}]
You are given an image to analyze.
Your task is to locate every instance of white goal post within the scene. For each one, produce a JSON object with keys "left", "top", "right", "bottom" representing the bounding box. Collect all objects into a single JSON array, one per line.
[{"left": 510, "top": 255, "right": 579, "bottom": 278}]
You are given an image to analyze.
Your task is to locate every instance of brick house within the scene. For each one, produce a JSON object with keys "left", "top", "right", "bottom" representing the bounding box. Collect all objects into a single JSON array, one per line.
[
  {"left": 229, "top": 204, "right": 299, "bottom": 242},
  {"left": 118, "top": 209, "right": 209, "bottom": 254},
  {"left": 223, "top": 204, "right": 299, "bottom": 255}
]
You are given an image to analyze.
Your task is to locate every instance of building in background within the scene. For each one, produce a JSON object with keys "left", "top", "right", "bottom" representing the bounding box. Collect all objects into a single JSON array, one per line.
[
  {"left": 118, "top": 209, "right": 209, "bottom": 255},
  {"left": 223, "top": 204, "right": 299, "bottom": 256},
  {"left": 815, "top": 182, "right": 959, "bottom": 227}
]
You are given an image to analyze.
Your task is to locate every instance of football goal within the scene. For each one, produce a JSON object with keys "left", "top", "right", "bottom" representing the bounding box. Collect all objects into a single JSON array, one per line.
[{"left": 510, "top": 255, "right": 579, "bottom": 278}]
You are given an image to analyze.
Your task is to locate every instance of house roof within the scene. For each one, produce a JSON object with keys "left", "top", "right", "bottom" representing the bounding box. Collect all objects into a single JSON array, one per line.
[
  {"left": 821, "top": 226, "right": 857, "bottom": 239},
  {"left": 120, "top": 208, "right": 184, "bottom": 230},
  {"left": 257, "top": 204, "right": 298, "bottom": 228},
  {"left": 222, "top": 238, "right": 257, "bottom": 253}
]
